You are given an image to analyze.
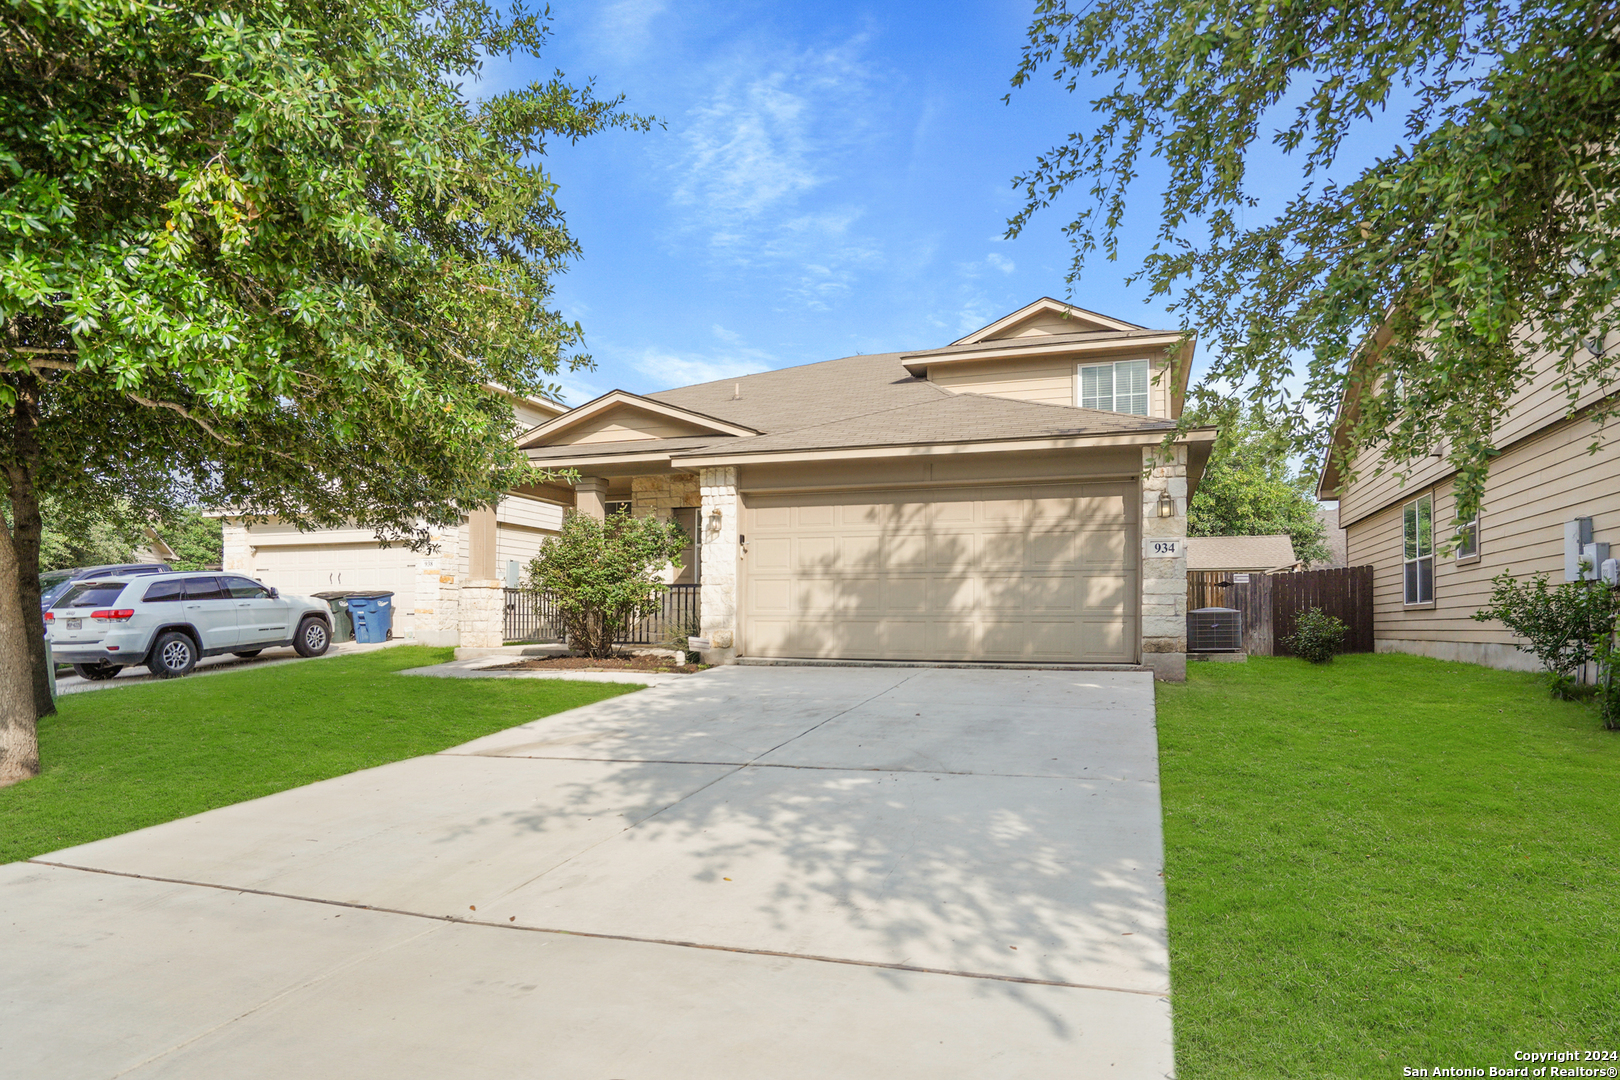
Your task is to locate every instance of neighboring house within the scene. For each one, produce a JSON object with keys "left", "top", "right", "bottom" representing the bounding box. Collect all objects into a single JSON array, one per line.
[
  {"left": 1186, "top": 534, "right": 1300, "bottom": 575},
  {"left": 519, "top": 298, "right": 1216, "bottom": 680},
  {"left": 1318, "top": 331, "right": 1620, "bottom": 671},
  {"left": 219, "top": 388, "right": 567, "bottom": 645},
  {"left": 1314, "top": 504, "right": 1349, "bottom": 569}
]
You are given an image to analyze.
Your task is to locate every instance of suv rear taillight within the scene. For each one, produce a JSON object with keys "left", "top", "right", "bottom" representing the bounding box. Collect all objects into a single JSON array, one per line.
[
  {"left": 43, "top": 612, "right": 53, "bottom": 622},
  {"left": 91, "top": 609, "right": 136, "bottom": 622}
]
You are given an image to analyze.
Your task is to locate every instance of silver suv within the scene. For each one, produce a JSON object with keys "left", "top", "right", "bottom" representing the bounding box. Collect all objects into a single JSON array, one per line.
[{"left": 47, "top": 572, "right": 333, "bottom": 681}]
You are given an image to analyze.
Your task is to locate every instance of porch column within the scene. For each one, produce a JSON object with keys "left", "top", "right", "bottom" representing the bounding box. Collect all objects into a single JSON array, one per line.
[
  {"left": 457, "top": 505, "right": 504, "bottom": 650},
  {"left": 1142, "top": 443, "right": 1188, "bottom": 682},
  {"left": 699, "top": 466, "right": 738, "bottom": 664},
  {"left": 574, "top": 476, "right": 608, "bottom": 521}
]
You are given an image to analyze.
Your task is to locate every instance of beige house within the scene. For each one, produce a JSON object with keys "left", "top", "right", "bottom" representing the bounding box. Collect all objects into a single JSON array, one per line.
[
  {"left": 220, "top": 389, "right": 568, "bottom": 645},
  {"left": 1318, "top": 331, "right": 1620, "bottom": 670},
  {"left": 520, "top": 298, "right": 1215, "bottom": 680},
  {"left": 1186, "top": 534, "right": 1300, "bottom": 575}
]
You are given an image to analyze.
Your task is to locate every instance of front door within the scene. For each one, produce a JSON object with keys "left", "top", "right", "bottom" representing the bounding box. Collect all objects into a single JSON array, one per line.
[
  {"left": 224, "top": 575, "right": 291, "bottom": 645},
  {"left": 182, "top": 575, "right": 239, "bottom": 651}
]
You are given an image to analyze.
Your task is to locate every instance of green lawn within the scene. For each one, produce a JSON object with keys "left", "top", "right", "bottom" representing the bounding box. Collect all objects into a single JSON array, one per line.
[
  {"left": 1, "top": 646, "right": 639, "bottom": 864},
  {"left": 1157, "top": 653, "right": 1620, "bottom": 1078}
]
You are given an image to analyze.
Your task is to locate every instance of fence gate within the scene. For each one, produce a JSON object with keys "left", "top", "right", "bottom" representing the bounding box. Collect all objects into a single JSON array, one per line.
[{"left": 1186, "top": 565, "right": 1373, "bottom": 657}]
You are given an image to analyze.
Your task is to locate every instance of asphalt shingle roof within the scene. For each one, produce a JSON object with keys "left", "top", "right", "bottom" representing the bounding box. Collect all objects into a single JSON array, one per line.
[{"left": 531, "top": 349, "right": 1177, "bottom": 460}]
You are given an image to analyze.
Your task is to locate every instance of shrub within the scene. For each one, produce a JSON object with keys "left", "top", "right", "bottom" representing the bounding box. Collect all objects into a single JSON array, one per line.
[
  {"left": 525, "top": 510, "right": 688, "bottom": 658},
  {"left": 1285, "top": 607, "right": 1347, "bottom": 663},
  {"left": 1473, "top": 571, "right": 1620, "bottom": 687}
]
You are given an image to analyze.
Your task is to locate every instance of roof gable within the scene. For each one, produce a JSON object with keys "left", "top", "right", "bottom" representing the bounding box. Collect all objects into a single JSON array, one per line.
[
  {"left": 517, "top": 390, "right": 761, "bottom": 450},
  {"left": 952, "top": 298, "right": 1145, "bottom": 345}
]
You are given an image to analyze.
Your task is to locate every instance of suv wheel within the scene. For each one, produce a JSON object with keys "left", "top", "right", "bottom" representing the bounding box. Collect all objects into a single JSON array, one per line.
[
  {"left": 72, "top": 662, "right": 122, "bottom": 681},
  {"left": 148, "top": 631, "right": 198, "bottom": 678},
  {"left": 294, "top": 617, "right": 330, "bottom": 658}
]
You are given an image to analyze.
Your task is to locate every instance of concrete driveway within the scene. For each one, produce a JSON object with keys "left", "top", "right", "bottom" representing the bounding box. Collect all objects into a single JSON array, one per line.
[{"left": 1, "top": 666, "right": 1173, "bottom": 1078}]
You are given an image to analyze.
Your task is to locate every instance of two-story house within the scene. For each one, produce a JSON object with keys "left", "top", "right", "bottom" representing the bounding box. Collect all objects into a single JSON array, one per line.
[{"left": 519, "top": 299, "right": 1214, "bottom": 680}]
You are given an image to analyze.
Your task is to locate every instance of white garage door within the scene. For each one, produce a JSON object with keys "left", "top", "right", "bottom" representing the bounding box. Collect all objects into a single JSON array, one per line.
[
  {"left": 741, "top": 481, "right": 1138, "bottom": 663},
  {"left": 252, "top": 544, "right": 417, "bottom": 603}
]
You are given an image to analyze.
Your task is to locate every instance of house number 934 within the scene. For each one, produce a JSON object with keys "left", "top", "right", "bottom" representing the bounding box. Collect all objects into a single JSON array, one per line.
[{"left": 1146, "top": 539, "right": 1184, "bottom": 558}]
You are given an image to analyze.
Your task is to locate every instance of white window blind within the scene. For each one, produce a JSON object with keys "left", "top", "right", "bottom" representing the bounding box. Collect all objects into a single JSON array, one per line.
[{"left": 1077, "top": 359, "right": 1150, "bottom": 415}]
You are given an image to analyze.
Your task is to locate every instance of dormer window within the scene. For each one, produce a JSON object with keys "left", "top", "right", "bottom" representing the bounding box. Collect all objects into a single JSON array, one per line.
[{"left": 1077, "top": 359, "right": 1150, "bottom": 415}]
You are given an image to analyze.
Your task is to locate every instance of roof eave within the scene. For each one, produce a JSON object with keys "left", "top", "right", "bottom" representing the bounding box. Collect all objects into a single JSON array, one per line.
[
  {"left": 517, "top": 389, "right": 763, "bottom": 450},
  {"left": 673, "top": 427, "right": 1213, "bottom": 468},
  {"left": 901, "top": 331, "right": 1190, "bottom": 378}
]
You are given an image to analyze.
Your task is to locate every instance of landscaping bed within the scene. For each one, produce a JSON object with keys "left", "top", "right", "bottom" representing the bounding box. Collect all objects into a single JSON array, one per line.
[
  {"left": 0, "top": 646, "right": 638, "bottom": 864},
  {"left": 1156, "top": 653, "right": 1619, "bottom": 1078},
  {"left": 496, "top": 655, "right": 705, "bottom": 674}
]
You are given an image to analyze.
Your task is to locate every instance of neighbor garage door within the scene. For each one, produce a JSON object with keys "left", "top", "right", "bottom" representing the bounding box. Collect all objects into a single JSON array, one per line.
[
  {"left": 741, "top": 481, "right": 1138, "bottom": 663},
  {"left": 252, "top": 544, "right": 417, "bottom": 602}
]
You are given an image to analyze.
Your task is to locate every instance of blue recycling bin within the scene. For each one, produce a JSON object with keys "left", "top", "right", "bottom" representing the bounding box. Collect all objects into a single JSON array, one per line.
[{"left": 347, "top": 592, "right": 395, "bottom": 644}]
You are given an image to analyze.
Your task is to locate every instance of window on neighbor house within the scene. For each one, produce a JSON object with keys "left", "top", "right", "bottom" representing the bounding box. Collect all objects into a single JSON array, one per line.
[
  {"left": 1454, "top": 513, "right": 1479, "bottom": 561},
  {"left": 1403, "top": 494, "right": 1434, "bottom": 604},
  {"left": 1077, "top": 359, "right": 1150, "bottom": 415},
  {"left": 604, "top": 500, "right": 631, "bottom": 517}
]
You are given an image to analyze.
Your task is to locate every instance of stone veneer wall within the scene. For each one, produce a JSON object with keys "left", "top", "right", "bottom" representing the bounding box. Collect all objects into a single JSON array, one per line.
[
  {"left": 221, "top": 521, "right": 251, "bottom": 573},
  {"left": 698, "top": 466, "right": 738, "bottom": 663},
  {"left": 630, "top": 473, "right": 700, "bottom": 521},
  {"left": 457, "top": 579, "right": 505, "bottom": 649},
  {"left": 1141, "top": 444, "right": 1189, "bottom": 681}
]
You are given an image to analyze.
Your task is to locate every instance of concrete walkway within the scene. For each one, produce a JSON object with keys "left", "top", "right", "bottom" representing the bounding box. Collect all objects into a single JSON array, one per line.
[{"left": 2, "top": 666, "right": 1174, "bottom": 1078}]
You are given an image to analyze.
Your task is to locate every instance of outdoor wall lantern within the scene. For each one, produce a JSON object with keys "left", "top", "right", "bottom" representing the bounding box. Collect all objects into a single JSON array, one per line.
[{"left": 1157, "top": 491, "right": 1177, "bottom": 518}]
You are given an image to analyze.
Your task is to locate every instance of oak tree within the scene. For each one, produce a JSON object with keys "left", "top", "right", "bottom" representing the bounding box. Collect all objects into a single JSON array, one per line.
[
  {"left": 1009, "top": 0, "right": 1620, "bottom": 523},
  {"left": 0, "top": 0, "right": 648, "bottom": 783}
]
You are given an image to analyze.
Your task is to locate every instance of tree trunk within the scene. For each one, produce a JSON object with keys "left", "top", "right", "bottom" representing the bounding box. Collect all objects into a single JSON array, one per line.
[
  {"left": 0, "top": 515, "right": 40, "bottom": 785},
  {"left": 4, "top": 376, "right": 52, "bottom": 720}
]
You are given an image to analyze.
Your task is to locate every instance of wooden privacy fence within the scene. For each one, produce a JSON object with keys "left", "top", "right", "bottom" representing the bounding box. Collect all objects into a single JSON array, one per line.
[{"left": 1186, "top": 565, "right": 1374, "bottom": 657}]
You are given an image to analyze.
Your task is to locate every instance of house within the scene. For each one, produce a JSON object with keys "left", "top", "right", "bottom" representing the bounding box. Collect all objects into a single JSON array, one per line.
[
  {"left": 1314, "top": 505, "right": 1349, "bottom": 568},
  {"left": 1317, "top": 329, "right": 1620, "bottom": 671},
  {"left": 1186, "top": 534, "right": 1300, "bottom": 575},
  {"left": 518, "top": 299, "right": 1215, "bottom": 680},
  {"left": 219, "top": 388, "right": 568, "bottom": 645}
]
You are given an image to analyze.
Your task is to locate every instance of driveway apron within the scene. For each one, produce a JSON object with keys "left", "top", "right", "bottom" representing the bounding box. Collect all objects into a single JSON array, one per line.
[{"left": 1, "top": 666, "right": 1174, "bottom": 1079}]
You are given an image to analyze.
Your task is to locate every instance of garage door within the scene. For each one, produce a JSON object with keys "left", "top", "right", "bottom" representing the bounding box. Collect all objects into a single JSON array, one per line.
[
  {"left": 252, "top": 544, "right": 417, "bottom": 604},
  {"left": 742, "top": 481, "right": 1138, "bottom": 663}
]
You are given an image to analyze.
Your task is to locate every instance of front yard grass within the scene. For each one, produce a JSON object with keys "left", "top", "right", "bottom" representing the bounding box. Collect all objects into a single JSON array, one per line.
[
  {"left": 1156, "top": 653, "right": 1619, "bottom": 1078},
  {"left": 0, "top": 646, "right": 639, "bottom": 864}
]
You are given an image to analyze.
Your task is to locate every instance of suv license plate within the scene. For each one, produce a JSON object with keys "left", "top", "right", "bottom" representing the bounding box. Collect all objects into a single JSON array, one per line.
[{"left": 65, "top": 618, "right": 82, "bottom": 630}]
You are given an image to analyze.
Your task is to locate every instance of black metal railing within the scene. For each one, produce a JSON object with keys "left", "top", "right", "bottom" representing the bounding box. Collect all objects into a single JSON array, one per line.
[{"left": 503, "top": 584, "right": 701, "bottom": 647}]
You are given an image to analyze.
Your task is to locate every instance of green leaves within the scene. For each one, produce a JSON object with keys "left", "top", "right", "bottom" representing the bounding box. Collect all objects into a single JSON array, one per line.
[
  {"left": 525, "top": 511, "right": 688, "bottom": 659},
  {"left": 1010, "top": 0, "right": 1620, "bottom": 525},
  {"left": 1186, "top": 400, "right": 1331, "bottom": 566},
  {"left": 1, "top": 0, "right": 647, "bottom": 543}
]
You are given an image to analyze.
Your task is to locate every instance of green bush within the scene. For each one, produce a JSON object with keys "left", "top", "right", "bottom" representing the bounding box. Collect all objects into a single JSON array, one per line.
[
  {"left": 1473, "top": 570, "right": 1619, "bottom": 685},
  {"left": 1284, "top": 607, "right": 1348, "bottom": 663},
  {"left": 525, "top": 509, "right": 687, "bottom": 658}
]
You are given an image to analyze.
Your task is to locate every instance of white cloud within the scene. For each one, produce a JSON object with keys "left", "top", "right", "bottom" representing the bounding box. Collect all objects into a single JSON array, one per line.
[
  {"left": 986, "top": 252, "right": 1015, "bottom": 275},
  {"left": 588, "top": 0, "right": 669, "bottom": 62},
  {"left": 664, "top": 37, "right": 887, "bottom": 302},
  {"left": 629, "top": 346, "right": 773, "bottom": 389}
]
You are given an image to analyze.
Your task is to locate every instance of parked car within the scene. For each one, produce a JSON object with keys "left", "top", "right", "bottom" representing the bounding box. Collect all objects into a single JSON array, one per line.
[
  {"left": 39, "top": 563, "right": 172, "bottom": 612},
  {"left": 46, "top": 571, "right": 333, "bottom": 680}
]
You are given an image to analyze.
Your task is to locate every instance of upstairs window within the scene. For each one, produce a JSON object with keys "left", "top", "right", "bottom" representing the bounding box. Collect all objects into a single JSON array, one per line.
[
  {"left": 1078, "top": 359, "right": 1150, "bottom": 415},
  {"left": 1403, "top": 494, "right": 1434, "bottom": 604}
]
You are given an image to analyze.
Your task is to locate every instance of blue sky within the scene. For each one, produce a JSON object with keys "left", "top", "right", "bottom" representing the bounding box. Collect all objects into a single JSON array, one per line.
[{"left": 486, "top": 0, "right": 1192, "bottom": 405}]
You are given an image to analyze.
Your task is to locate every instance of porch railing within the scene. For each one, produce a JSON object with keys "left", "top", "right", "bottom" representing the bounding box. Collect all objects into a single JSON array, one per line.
[{"left": 503, "top": 584, "right": 701, "bottom": 647}]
